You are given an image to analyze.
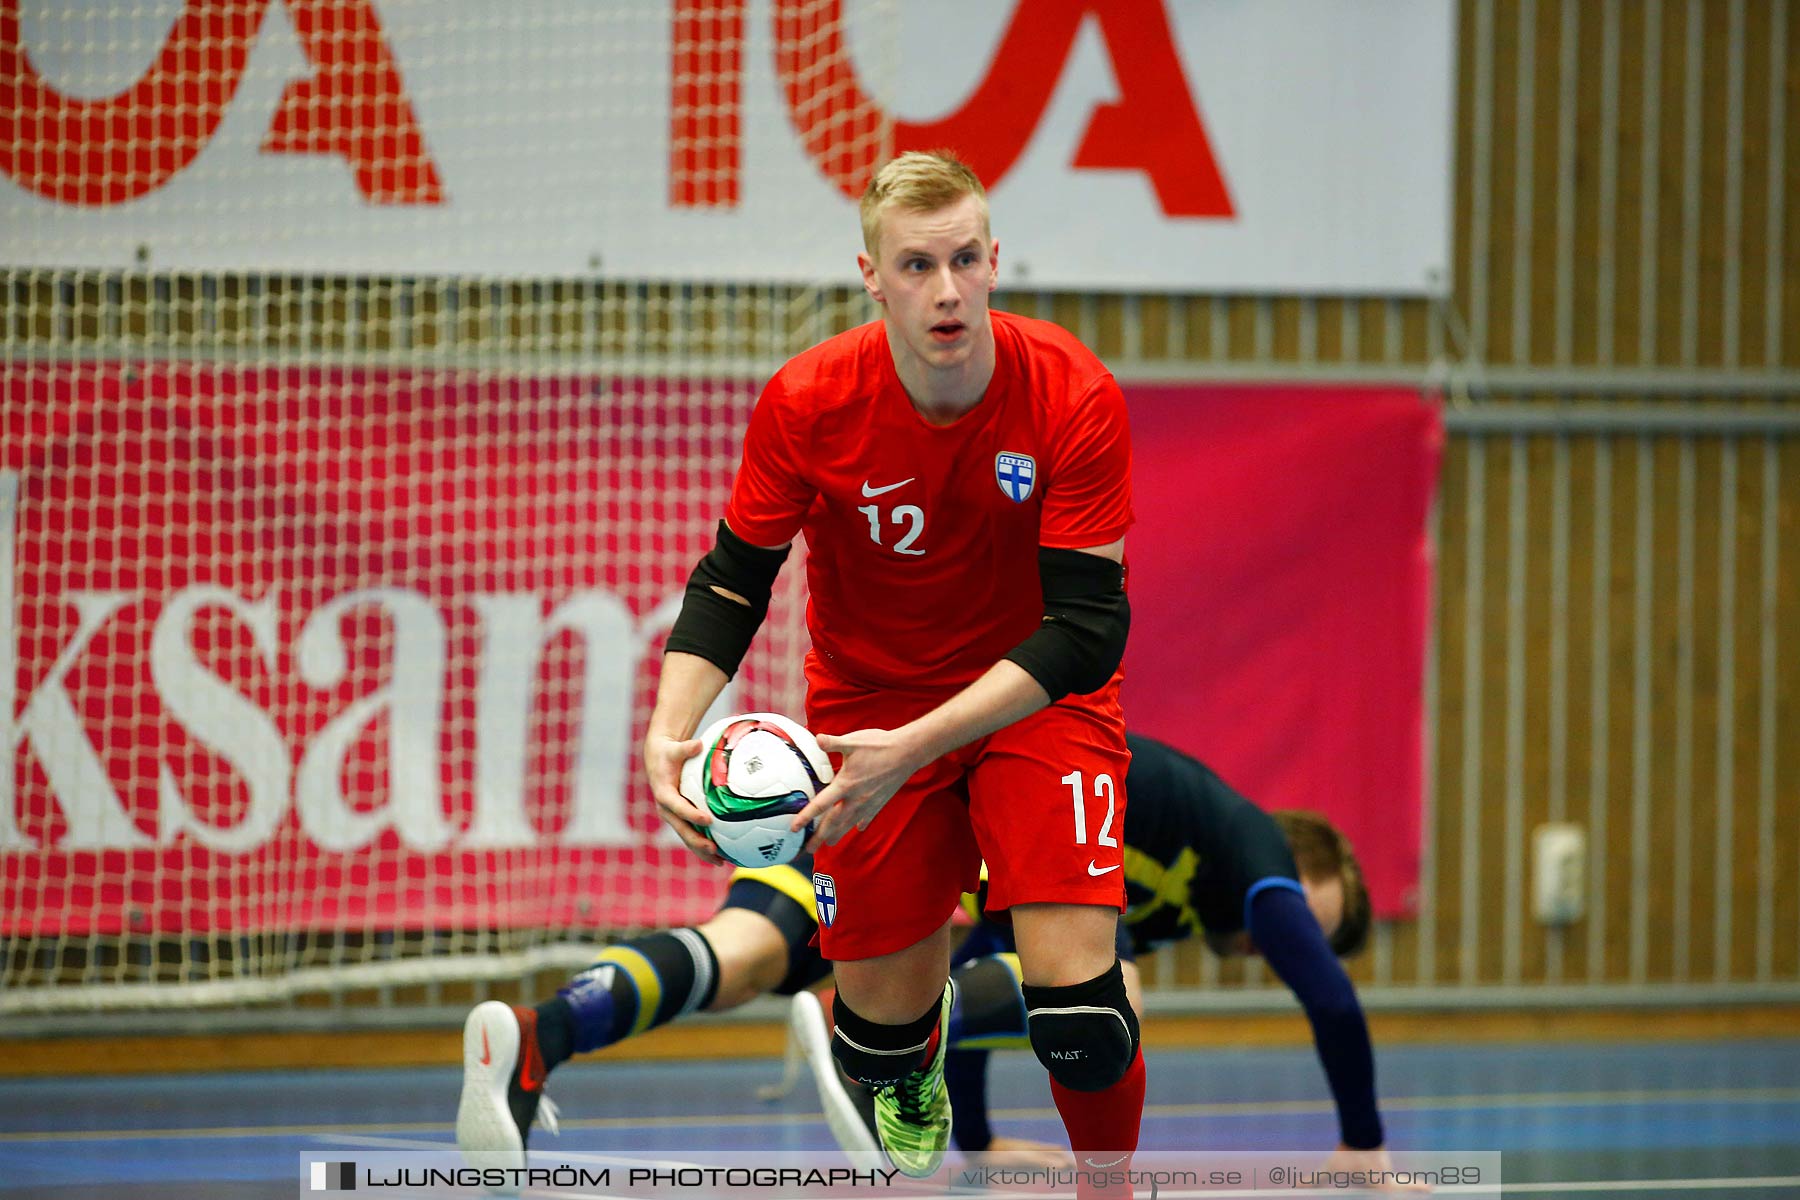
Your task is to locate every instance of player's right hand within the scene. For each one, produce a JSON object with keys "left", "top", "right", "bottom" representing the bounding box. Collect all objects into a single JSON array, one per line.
[
  {"left": 1320, "top": 1145, "right": 1432, "bottom": 1192},
  {"left": 643, "top": 734, "right": 721, "bottom": 863}
]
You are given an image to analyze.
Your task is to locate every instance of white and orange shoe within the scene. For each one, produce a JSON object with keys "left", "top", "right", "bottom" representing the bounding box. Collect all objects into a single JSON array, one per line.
[{"left": 456, "top": 1001, "right": 560, "bottom": 1171}]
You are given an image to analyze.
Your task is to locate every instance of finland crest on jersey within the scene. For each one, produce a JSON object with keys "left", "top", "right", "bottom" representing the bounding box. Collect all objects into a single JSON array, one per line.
[
  {"left": 813, "top": 872, "right": 838, "bottom": 927},
  {"left": 995, "top": 452, "right": 1036, "bottom": 502}
]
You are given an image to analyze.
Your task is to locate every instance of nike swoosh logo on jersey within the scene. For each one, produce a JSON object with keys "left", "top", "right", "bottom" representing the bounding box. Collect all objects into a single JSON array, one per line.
[
  {"left": 860, "top": 477, "right": 915, "bottom": 497},
  {"left": 1087, "top": 862, "right": 1120, "bottom": 877}
]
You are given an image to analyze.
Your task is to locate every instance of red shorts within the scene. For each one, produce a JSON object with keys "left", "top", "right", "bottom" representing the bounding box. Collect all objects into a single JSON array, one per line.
[{"left": 804, "top": 654, "right": 1131, "bottom": 961}]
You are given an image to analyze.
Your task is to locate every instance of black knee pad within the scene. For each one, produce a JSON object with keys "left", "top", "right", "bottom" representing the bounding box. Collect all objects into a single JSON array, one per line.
[
  {"left": 1021, "top": 960, "right": 1140, "bottom": 1092},
  {"left": 829, "top": 989, "right": 945, "bottom": 1087}
]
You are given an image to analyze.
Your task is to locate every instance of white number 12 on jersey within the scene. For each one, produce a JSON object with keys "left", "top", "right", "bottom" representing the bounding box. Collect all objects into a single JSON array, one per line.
[
  {"left": 1061, "top": 770, "right": 1118, "bottom": 846},
  {"left": 856, "top": 504, "right": 925, "bottom": 556}
]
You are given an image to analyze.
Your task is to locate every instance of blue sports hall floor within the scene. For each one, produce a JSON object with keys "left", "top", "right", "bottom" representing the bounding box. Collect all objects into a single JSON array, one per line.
[{"left": 3, "top": 1038, "right": 1798, "bottom": 1198}]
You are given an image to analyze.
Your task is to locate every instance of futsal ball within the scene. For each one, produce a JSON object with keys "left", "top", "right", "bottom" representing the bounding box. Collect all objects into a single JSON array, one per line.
[{"left": 679, "top": 712, "right": 833, "bottom": 868}]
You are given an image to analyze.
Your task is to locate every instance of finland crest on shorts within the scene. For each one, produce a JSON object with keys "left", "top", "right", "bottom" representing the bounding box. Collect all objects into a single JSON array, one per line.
[
  {"left": 813, "top": 872, "right": 838, "bottom": 927},
  {"left": 995, "top": 452, "right": 1035, "bottom": 502}
]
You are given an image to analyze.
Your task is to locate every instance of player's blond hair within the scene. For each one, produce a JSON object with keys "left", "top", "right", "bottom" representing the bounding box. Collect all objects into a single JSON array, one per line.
[
  {"left": 860, "top": 151, "right": 990, "bottom": 258},
  {"left": 1272, "top": 809, "right": 1373, "bottom": 958}
]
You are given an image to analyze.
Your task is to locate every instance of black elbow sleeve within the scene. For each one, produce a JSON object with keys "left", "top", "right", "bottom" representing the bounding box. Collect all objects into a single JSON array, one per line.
[
  {"left": 663, "top": 521, "right": 790, "bottom": 678},
  {"left": 1003, "top": 547, "right": 1130, "bottom": 701}
]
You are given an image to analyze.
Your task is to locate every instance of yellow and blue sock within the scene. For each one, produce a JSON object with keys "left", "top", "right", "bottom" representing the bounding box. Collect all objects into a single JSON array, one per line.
[{"left": 535, "top": 929, "right": 720, "bottom": 1070}]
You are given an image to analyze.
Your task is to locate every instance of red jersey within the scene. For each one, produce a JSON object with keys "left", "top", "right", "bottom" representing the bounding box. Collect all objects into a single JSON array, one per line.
[{"left": 725, "top": 310, "right": 1133, "bottom": 691}]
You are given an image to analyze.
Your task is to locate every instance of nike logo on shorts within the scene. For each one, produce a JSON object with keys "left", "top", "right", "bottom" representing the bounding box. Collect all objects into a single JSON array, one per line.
[
  {"left": 861, "top": 478, "right": 915, "bottom": 497},
  {"left": 1087, "top": 862, "right": 1120, "bottom": 877}
]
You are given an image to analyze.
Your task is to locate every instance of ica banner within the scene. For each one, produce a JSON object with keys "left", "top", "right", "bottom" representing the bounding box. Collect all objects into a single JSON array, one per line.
[
  {"left": 3, "top": 366, "right": 1441, "bottom": 936},
  {"left": 1, "top": 0, "right": 1454, "bottom": 293},
  {"left": 1123, "top": 385, "right": 1443, "bottom": 918}
]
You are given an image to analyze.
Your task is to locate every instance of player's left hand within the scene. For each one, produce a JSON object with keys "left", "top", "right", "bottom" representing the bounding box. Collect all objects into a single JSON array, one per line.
[
  {"left": 795, "top": 728, "right": 924, "bottom": 848},
  {"left": 978, "top": 1136, "right": 1075, "bottom": 1170},
  {"left": 1320, "top": 1145, "right": 1431, "bottom": 1192}
]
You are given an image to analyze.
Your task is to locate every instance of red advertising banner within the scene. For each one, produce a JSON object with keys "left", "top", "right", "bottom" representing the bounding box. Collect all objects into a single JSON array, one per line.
[
  {"left": 1, "top": 361, "right": 787, "bottom": 936},
  {"left": 1123, "top": 385, "right": 1443, "bottom": 918},
  {"left": 3, "top": 366, "right": 1440, "bottom": 936}
]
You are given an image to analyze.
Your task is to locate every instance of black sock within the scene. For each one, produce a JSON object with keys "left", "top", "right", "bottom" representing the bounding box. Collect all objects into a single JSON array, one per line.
[{"left": 533, "top": 996, "right": 578, "bottom": 1072}]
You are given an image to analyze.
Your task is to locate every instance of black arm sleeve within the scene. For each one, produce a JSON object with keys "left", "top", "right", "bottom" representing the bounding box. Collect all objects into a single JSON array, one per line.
[
  {"left": 1248, "top": 883, "right": 1385, "bottom": 1150},
  {"left": 662, "top": 521, "right": 790, "bottom": 678},
  {"left": 1002, "top": 547, "right": 1130, "bottom": 701},
  {"left": 946, "top": 1048, "right": 994, "bottom": 1152}
]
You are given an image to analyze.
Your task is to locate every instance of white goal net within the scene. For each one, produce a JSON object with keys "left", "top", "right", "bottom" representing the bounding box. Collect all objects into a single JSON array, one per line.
[{"left": 1, "top": 0, "right": 897, "bottom": 1017}]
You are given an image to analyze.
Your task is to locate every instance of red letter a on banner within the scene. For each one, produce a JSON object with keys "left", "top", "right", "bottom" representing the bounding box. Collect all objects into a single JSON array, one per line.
[
  {"left": 771, "top": 0, "right": 1232, "bottom": 216},
  {"left": 260, "top": 0, "right": 443, "bottom": 204}
]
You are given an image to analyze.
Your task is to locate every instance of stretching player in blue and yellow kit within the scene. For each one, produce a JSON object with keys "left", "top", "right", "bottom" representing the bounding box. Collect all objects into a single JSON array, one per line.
[{"left": 458, "top": 733, "right": 1396, "bottom": 1176}]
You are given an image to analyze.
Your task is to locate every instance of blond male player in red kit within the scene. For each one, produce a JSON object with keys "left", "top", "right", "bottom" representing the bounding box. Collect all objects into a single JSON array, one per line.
[{"left": 644, "top": 152, "right": 1143, "bottom": 1187}]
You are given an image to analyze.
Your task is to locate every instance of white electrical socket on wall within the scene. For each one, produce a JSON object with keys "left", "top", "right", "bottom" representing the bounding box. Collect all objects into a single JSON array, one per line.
[{"left": 1532, "top": 822, "right": 1587, "bottom": 925}]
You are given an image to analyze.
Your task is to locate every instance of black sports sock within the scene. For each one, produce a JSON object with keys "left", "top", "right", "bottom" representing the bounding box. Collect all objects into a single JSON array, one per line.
[{"left": 533, "top": 996, "right": 578, "bottom": 1071}]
